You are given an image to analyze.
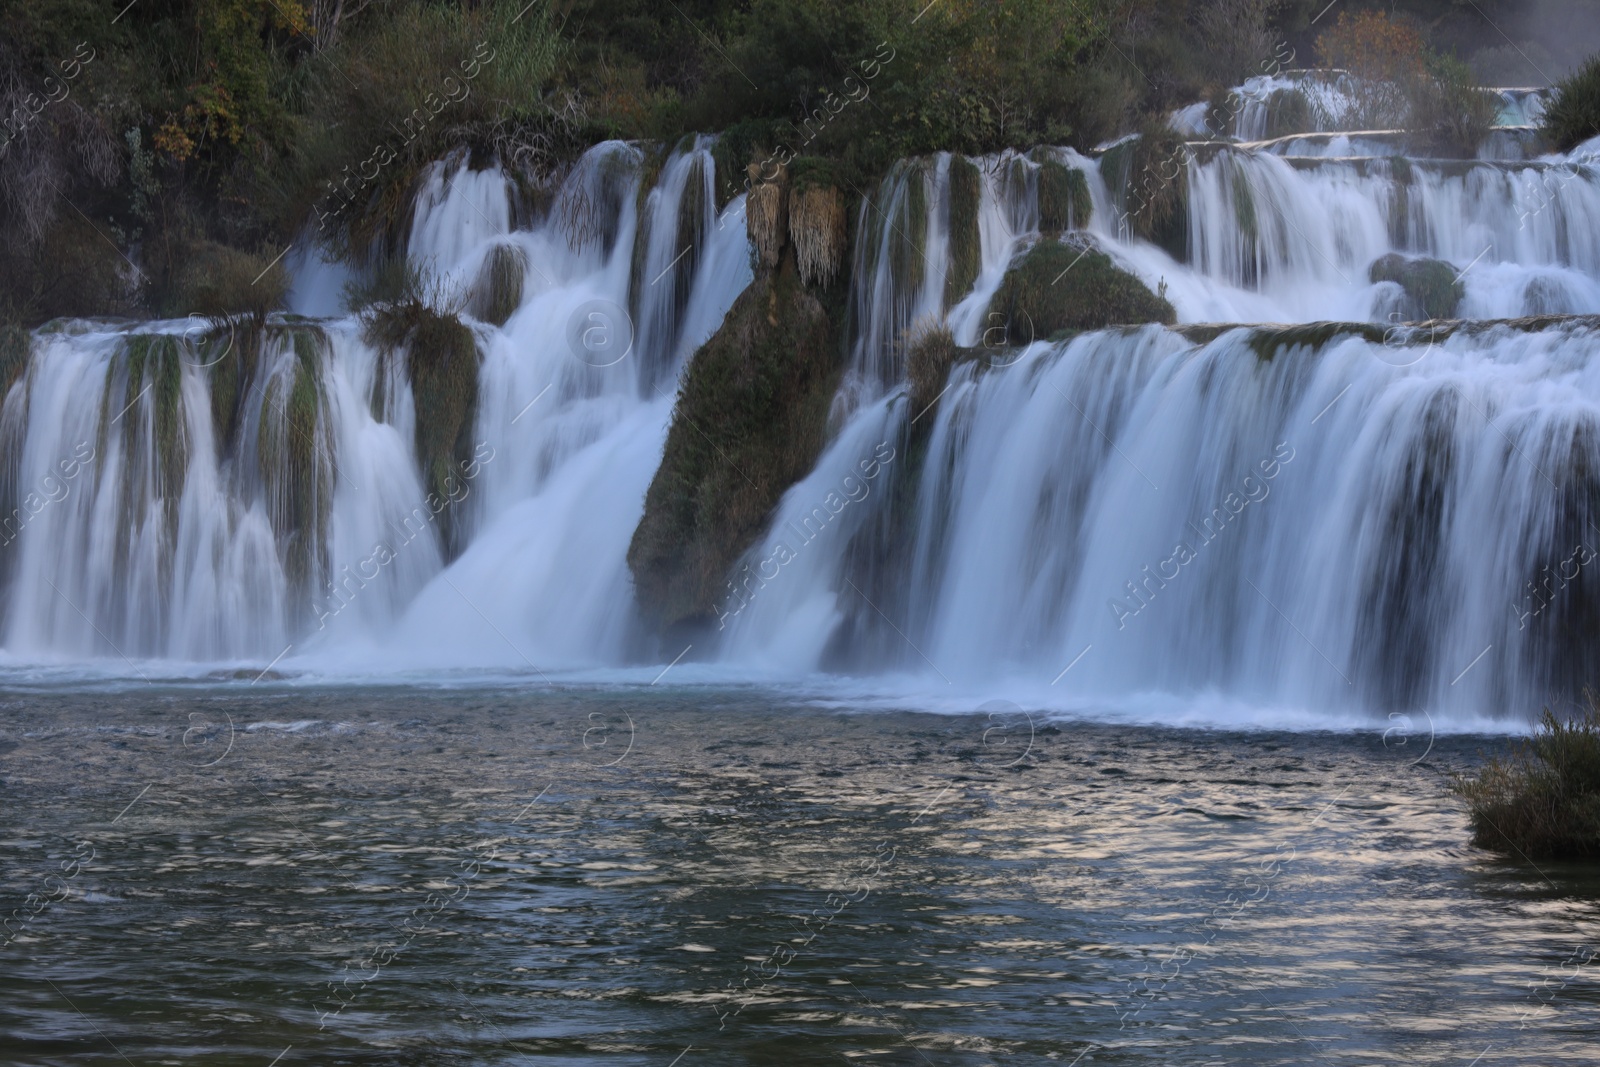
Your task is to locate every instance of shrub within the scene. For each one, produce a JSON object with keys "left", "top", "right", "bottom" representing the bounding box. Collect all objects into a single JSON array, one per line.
[
  {"left": 1316, "top": 11, "right": 1428, "bottom": 129},
  {"left": 1314, "top": 10, "right": 1494, "bottom": 150},
  {"left": 1454, "top": 702, "right": 1600, "bottom": 860},
  {"left": 156, "top": 238, "right": 289, "bottom": 321},
  {"left": 1541, "top": 54, "right": 1600, "bottom": 153},
  {"left": 469, "top": 244, "right": 526, "bottom": 326},
  {"left": 1410, "top": 53, "right": 1496, "bottom": 155}
]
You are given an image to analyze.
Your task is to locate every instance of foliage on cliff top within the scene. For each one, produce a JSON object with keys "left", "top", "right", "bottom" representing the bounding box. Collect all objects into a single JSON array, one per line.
[{"left": 1542, "top": 54, "right": 1600, "bottom": 153}]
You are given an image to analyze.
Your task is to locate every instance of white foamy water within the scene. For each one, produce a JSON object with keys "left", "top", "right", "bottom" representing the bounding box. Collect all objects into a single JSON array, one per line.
[{"left": 4, "top": 109, "right": 1600, "bottom": 728}]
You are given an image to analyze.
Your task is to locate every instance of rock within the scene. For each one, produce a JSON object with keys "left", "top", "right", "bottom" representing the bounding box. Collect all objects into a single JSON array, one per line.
[{"left": 986, "top": 237, "right": 1176, "bottom": 345}]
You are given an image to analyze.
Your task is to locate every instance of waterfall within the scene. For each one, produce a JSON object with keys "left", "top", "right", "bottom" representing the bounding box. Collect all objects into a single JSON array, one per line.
[
  {"left": 0, "top": 140, "right": 750, "bottom": 670},
  {"left": 6, "top": 94, "right": 1600, "bottom": 726},
  {"left": 717, "top": 127, "right": 1600, "bottom": 723}
]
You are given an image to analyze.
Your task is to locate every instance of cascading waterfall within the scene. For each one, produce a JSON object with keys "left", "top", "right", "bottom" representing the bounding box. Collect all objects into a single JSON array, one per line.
[
  {"left": 0, "top": 139, "right": 749, "bottom": 669},
  {"left": 720, "top": 124, "right": 1600, "bottom": 722},
  {"left": 4, "top": 91, "right": 1600, "bottom": 724}
]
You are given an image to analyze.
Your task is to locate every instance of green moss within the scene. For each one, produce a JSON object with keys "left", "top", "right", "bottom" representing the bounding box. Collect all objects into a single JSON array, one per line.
[
  {"left": 100, "top": 334, "right": 192, "bottom": 589},
  {"left": 885, "top": 162, "right": 928, "bottom": 303},
  {"left": 472, "top": 244, "right": 527, "bottom": 327},
  {"left": 1244, "top": 321, "right": 1389, "bottom": 362},
  {"left": 363, "top": 301, "right": 480, "bottom": 557},
  {"left": 202, "top": 319, "right": 262, "bottom": 455},
  {"left": 712, "top": 119, "right": 779, "bottom": 206},
  {"left": 1231, "top": 163, "right": 1258, "bottom": 244},
  {"left": 944, "top": 155, "right": 982, "bottom": 308},
  {"left": 1369, "top": 253, "right": 1465, "bottom": 321},
  {"left": 1037, "top": 160, "right": 1091, "bottom": 236},
  {"left": 986, "top": 238, "right": 1175, "bottom": 344},
  {"left": 788, "top": 155, "right": 846, "bottom": 194},
  {"left": 627, "top": 261, "right": 840, "bottom": 636},
  {"left": 1454, "top": 703, "right": 1600, "bottom": 859},
  {"left": 906, "top": 324, "right": 958, "bottom": 415},
  {"left": 1387, "top": 158, "right": 1413, "bottom": 248},
  {"left": 256, "top": 329, "right": 332, "bottom": 601}
]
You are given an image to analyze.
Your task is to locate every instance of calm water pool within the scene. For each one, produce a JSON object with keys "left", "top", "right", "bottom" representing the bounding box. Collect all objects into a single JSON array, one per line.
[{"left": 0, "top": 684, "right": 1596, "bottom": 1065}]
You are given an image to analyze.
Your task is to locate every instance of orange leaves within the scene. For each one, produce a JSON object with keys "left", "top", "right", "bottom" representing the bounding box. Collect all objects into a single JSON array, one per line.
[{"left": 1315, "top": 10, "right": 1427, "bottom": 85}]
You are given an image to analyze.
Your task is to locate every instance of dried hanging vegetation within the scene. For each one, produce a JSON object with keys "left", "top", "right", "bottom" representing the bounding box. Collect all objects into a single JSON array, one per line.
[
  {"left": 789, "top": 184, "right": 846, "bottom": 288},
  {"left": 745, "top": 163, "right": 789, "bottom": 272}
]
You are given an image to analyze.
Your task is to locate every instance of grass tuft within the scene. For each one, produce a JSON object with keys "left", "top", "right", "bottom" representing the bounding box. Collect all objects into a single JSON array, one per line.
[{"left": 1455, "top": 701, "right": 1600, "bottom": 860}]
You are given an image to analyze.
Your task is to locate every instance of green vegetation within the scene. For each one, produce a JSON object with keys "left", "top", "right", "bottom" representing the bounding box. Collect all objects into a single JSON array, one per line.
[
  {"left": 905, "top": 322, "right": 961, "bottom": 414},
  {"left": 1262, "top": 89, "right": 1312, "bottom": 140},
  {"left": 944, "top": 156, "right": 981, "bottom": 306},
  {"left": 1313, "top": 10, "right": 1495, "bottom": 153},
  {"left": 1369, "top": 253, "right": 1464, "bottom": 320},
  {"left": 1541, "top": 54, "right": 1600, "bottom": 153},
  {"left": 1036, "top": 159, "right": 1092, "bottom": 236},
  {"left": 471, "top": 245, "right": 527, "bottom": 327},
  {"left": 627, "top": 262, "right": 840, "bottom": 635},
  {"left": 987, "top": 238, "right": 1175, "bottom": 344},
  {"left": 362, "top": 298, "right": 481, "bottom": 557},
  {"left": 256, "top": 328, "right": 332, "bottom": 598},
  {"left": 1455, "top": 703, "right": 1600, "bottom": 860},
  {"left": 0, "top": 0, "right": 1520, "bottom": 333},
  {"left": 1243, "top": 321, "right": 1388, "bottom": 361}
]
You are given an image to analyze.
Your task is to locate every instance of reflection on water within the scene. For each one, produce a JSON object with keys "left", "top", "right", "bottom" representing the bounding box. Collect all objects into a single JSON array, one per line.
[{"left": 0, "top": 686, "right": 1597, "bottom": 1065}]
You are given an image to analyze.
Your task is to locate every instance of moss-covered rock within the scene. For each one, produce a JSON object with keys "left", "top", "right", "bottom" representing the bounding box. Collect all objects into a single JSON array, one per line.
[
  {"left": 628, "top": 262, "right": 840, "bottom": 635},
  {"left": 1243, "top": 321, "right": 1388, "bottom": 362},
  {"left": 257, "top": 329, "right": 332, "bottom": 602},
  {"left": 363, "top": 302, "right": 481, "bottom": 556},
  {"left": 1037, "top": 159, "right": 1091, "bottom": 236},
  {"left": 987, "top": 238, "right": 1175, "bottom": 344},
  {"left": 944, "top": 155, "right": 982, "bottom": 307},
  {"left": 204, "top": 318, "right": 261, "bottom": 453},
  {"left": 906, "top": 323, "right": 960, "bottom": 415},
  {"left": 1100, "top": 124, "right": 1189, "bottom": 259},
  {"left": 1369, "top": 253, "right": 1464, "bottom": 321},
  {"left": 471, "top": 244, "right": 527, "bottom": 327}
]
